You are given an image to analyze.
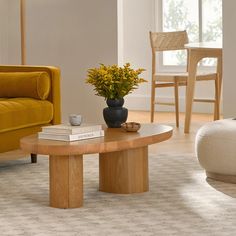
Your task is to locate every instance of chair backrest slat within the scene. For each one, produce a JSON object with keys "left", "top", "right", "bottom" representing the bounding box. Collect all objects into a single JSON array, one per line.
[{"left": 150, "top": 30, "right": 189, "bottom": 52}]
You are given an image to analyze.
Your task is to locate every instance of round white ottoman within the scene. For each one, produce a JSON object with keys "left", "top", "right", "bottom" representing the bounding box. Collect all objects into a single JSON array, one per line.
[{"left": 196, "top": 119, "right": 236, "bottom": 183}]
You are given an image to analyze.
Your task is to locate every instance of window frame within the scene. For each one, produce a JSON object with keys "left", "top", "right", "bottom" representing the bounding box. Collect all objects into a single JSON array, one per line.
[{"left": 155, "top": 0, "right": 220, "bottom": 72}]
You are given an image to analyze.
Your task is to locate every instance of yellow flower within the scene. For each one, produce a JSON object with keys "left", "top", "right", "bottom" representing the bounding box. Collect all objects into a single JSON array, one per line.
[{"left": 85, "top": 63, "right": 147, "bottom": 99}]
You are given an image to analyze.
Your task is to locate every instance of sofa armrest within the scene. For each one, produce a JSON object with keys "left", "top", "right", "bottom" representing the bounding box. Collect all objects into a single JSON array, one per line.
[{"left": 0, "top": 65, "right": 61, "bottom": 125}]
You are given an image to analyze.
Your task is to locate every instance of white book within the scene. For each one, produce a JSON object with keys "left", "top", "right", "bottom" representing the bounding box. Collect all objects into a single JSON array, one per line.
[
  {"left": 42, "top": 123, "right": 102, "bottom": 135},
  {"left": 38, "top": 130, "right": 104, "bottom": 141}
]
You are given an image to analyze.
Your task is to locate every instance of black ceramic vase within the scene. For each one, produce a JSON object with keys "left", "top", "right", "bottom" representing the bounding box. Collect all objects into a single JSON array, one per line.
[{"left": 103, "top": 98, "right": 128, "bottom": 128}]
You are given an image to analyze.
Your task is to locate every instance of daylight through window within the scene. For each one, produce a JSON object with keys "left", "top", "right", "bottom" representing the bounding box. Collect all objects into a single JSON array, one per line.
[{"left": 157, "top": 0, "right": 222, "bottom": 67}]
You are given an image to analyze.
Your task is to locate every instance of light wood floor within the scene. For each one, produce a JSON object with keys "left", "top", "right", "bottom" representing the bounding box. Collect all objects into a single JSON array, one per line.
[
  {"left": 127, "top": 111, "right": 215, "bottom": 155},
  {"left": 0, "top": 111, "right": 214, "bottom": 161}
]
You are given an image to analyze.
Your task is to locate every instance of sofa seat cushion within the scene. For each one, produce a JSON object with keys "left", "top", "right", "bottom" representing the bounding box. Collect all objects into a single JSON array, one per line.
[{"left": 0, "top": 98, "right": 53, "bottom": 133}]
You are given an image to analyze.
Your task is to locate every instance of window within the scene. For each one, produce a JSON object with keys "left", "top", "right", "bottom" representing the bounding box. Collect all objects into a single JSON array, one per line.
[{"left": 156, "top": 0, "right": 222, "bottom": 67}]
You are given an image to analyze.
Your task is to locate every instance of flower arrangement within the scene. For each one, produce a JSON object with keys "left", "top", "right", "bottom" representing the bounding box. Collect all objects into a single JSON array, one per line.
[{"left": 85, "top": 63, "right": 146, "bottom": 100}]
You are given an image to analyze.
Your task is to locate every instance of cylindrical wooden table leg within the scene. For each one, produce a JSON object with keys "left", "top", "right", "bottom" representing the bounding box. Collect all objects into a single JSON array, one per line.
[
  {"left": 99, "top": 146, "right": 149, "bottom": 193},
  {"left": 49, "top": 155, "right": 83, "bottom": 208}
]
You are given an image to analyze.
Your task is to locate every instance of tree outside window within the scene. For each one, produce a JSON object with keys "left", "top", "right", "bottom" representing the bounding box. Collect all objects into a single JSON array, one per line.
[{"left": 160, "top": 0, "right": 222, "bottom": 66}]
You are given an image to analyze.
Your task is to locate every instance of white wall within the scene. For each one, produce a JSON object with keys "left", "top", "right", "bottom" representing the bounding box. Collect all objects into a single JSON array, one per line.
[
  {"left": 0, "top": 0, "right": 10, "bottom": 63},
  {"left": 121, "top": 0, "right": 155, "bottom": 111},
  {"left": 222, "top": 1, "right": 236, "bottom": 117},
  {"left": 1, "top": 0, "right": 227, "bottom": 115},
  {"left": 8, "top": 0, "right": 21, "bottom": 64},
  {"left": 122, "top": 0, "right": 219, "bottom": 114},
  {"left": 0, "top": 0, "right": 21, "bottom": 64},
  {"left": 3, "top": 0, "right": 118, "bottom": 124}
]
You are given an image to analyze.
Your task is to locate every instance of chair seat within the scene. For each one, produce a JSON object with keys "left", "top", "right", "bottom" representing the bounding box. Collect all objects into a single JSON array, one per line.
[
  {"left": 155, "top": 71, "right": 217, "bottom": 82},
  {"left": 0, "top": 98, "right": 53, "bottom": 133},
  {"left": 149, "top": 30, "right": 220, "bottom": 127}
]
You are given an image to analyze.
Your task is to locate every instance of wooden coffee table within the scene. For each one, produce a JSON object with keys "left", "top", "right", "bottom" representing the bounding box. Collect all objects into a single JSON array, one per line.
[{"left": 20, "top": 123, "right": 172, "bottom": 209}]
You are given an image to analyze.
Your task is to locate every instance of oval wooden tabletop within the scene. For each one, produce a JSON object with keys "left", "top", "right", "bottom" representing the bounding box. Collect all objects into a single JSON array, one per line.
[{"left": 20, "top": 123, "right": 173, "bottom": 156}]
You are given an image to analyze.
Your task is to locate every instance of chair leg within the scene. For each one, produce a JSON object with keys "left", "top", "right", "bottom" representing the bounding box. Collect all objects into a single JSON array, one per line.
[
  {"left": 214, "top": 74, "right": 220, "bottom": 120},
  {"left": 150, "top": 81, "right": 155, "bottom": 123},
  {"left": 174, "top": 79, "right": 179, "bottom": 127},
  {"left": 31, "top": 153, "right": 37, "bottom": 163}
]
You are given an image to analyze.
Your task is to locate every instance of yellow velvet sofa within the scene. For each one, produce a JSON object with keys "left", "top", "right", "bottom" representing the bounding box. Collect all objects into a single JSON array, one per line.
[{"left": 0, "top": 65, "right": 61, "bottom": 163}]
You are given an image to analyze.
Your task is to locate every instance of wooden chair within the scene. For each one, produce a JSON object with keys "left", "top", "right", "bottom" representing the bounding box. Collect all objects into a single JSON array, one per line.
[{"left": 149, "top": 30, "right": 220, "bottom": 127}]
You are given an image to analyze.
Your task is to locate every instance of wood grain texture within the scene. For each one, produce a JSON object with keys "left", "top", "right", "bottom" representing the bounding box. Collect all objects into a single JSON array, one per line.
[
  {"left": 49, "top": 155, "right": 83, "bottom": 208},
  {"left": 20, "top": 123, "right": 172, "bottom": 208},
  {"left": 149, "top": 31, "right": 188, "bottom": 126},
  {"left": 3, "top": 111, "right": 213, "bottom": 162},
  {"left": 149, "top": 32, "right": 219, "bottom": 129},
  {"left": 20, "top": 124, "right": 173, "bottom": 156},
  {"left": 184, "top": 43, "right": 222, "bottom": 133},
  {"left": 99, "top": 146, "right": 148, "bottom": 193}
]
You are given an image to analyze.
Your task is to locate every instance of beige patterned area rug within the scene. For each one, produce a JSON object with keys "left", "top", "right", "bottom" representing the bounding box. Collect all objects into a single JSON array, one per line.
[{"left": 0, "top": 152, "right": 236, "bottom": 236}]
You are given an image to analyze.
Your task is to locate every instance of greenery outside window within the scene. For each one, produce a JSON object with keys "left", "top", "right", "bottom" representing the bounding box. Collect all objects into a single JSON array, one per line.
[{"left": 156, "top": 0, "right": 222, "bottom": 69}]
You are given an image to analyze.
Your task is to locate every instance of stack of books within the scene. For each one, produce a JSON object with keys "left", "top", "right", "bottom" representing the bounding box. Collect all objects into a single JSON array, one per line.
[{"left": 38, "top": 123, "right": 104, "bottom": 141}]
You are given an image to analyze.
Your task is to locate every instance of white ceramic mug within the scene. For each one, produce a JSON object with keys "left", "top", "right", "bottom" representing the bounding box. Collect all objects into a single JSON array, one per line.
[{"left": 69, "top": 114, "right": 82, "bottom": 126}]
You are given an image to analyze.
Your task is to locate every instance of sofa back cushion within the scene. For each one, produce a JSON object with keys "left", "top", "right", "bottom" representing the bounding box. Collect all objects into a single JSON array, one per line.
[{"left": 0, "top": 71, "right": 51, "bottom": 100}]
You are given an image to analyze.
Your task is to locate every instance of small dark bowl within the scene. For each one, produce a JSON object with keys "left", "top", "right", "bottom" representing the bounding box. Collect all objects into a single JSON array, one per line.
[{"left": 121, "top": 122, "right": 141, "bottom": 132}]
